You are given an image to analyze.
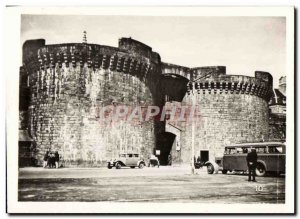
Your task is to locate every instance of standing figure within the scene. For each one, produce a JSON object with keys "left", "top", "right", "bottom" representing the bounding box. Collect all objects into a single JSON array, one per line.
[
  {"left": 168, "top": 154, "right": 172, "bottom": 166},
  {"left": 47, "top": 152, "right": 55, "bottom": 168},
  {"left": 246, "top": 148, "right": 258, "bottom": 182},
  {"left": 54, "top": 151, "right": 60, "bottom": 169},
  {"left": 43, "top": 150, "right": 49, "bottom": 168}
]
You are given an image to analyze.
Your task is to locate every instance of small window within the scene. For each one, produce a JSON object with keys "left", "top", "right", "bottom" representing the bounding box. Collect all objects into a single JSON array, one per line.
[
  {"left": 231, "top": 148, "right": 237, "bottom": 154},
  {"left": 268, "top": 146, "right": 282, "bottom": 153},
  {"left": 236, "top": 148, "right": 243, "bottom": 154},
  {"left": 255, "top": 147, "right": 267, "bottom": 153},
  {"left": 128, "top": 154, "right": 133, "bottom": 158},
  {"left": 224, "top": 148, "right": 230, "bottom": 154},
  {"left": 224, "top": 148, "right": 235, "bottom": 154},
  {"left": 134, "top": 154, "right": 139, "bottom": 157},
  {"left": 242, "top": 148, "right": 249, "bottom": 153},
  {"left": 120, "top": 154, "right": 126, "bottom": 158},
  {"left": 225, "top": 148, "right": 236, "bottom": 154}
]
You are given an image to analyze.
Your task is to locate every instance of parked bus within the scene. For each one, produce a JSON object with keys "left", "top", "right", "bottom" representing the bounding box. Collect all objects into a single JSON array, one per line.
[{"left": 206, "top": 142, "right": 286, "bottom": 176}]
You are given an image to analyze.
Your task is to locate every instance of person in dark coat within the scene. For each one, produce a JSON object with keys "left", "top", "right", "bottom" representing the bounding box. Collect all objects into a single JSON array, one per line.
[
  {"left": 48, "top": 152, "right": 55, "bottom": 168},
  {"left": 54, "top": 151, "right": 60, "bottom": 169},
  {"left": 246, "top": 148, "right": 258, "bottom": 182},
  {"left": 43, "top": 150, "right": 49, "bottom": 168}
]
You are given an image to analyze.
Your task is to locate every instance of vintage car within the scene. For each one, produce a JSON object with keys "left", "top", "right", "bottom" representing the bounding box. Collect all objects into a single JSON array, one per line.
[
  {"left": 205, "top": 142, "right": 286, "bottom": 177},
  {"left": 107, "top": 153, "right": 146, "bottom": 169}
]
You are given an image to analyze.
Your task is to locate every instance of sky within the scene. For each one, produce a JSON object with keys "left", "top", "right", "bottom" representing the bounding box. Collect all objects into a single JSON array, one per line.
[{"left": 21, "top": 15, "right": 286, "bottom": 87}]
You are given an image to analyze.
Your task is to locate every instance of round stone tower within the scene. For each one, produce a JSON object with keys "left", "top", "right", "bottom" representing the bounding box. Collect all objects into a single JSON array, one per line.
[
  {"left": 22, "top": 38, "right": 164, "bottom": 166},
  {"left": 181, "top": 67, "right": 273, "bottom": 163}
]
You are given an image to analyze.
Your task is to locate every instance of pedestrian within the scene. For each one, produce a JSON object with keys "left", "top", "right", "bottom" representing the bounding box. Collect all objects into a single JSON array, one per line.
[
  {"left": 246, "top": 148, "right": 258, "bottom": 182},
  {"left": 54, "top": 151, "right": 60, "bottom": 169},
  {"left": 168, "top": 154, "right": 172, "bottom": 166},
  {"left": 43, "top": 150, "right": 49, "bottom": 168},
  {"left": 47, "top": 152, "right": 55, "bottom": 168}
]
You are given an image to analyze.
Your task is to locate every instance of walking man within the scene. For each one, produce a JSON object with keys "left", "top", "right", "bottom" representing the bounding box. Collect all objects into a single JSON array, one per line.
[
  {"left": 54, "top": 151, "right": 60, "bottom": 169},
  {"left": 43, "top": 150, "right": 49, "bottom": 168},
  {"left": 246, "top": 148, "right": 258, "bottom": 182}
]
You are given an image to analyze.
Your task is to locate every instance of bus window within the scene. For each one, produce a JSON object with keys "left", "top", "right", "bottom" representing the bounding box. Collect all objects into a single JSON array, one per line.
[
  {"left": 242, "top": 148, "right": 249, "bottom": 153},
  {"left": 228, "top": 148, "right": 236, "bottom": 154},
  {"left": 236, "top": 148, "right": 243, "bottom": 154},
  {"left": 224, "top": 148, "right": 229, "bottom": 154},
  {"left": 268, "top": 146, "right": 282, "bottom": 153},
  {"left": 255, "top": 147, "right": 267, "bottom": 153}
]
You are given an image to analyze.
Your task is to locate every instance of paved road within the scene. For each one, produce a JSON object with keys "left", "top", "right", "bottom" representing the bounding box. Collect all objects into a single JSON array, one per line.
[
  {"left": 18, "top": 167, "right": 285, "bottom": 203},
  {"left": 19, "top": 165, "right": 191, "bottom": 179}
]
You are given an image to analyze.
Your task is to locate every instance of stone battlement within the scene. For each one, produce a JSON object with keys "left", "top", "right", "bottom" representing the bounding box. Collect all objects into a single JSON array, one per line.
[
  {"left": 23, "top": 39, "right": 162, "bottom": 85},
  {"left": 162, "top": 62, "right": 273, "bottom": 101},
  {"left": 187, "top": 71, "right": 273, "bottom": 101}
]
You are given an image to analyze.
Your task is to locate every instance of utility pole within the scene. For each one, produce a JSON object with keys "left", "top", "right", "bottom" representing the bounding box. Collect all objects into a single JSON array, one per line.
[
  {"left": 82, "top": 31, "right": 87, "bottom": 44},
  {"left": 190, "top": 71, "right": 212, "bottom": 175},
  {"left": 191, "top": 80, "right": 196, "bottom": 174}
]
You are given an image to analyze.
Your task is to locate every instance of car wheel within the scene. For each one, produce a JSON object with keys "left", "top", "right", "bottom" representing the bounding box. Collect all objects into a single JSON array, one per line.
[
  {"left": 255, "top": 163, "right": 266, "bottom": 177},
  {"left": 130, "top": 166, "right": 135, "bottom": 169},
  {"left": 139, "top": 163, "right": 145, "bottom": 169},
  {"left": 207, "top": 164, "right": 214, "bottom": 174},
  {"left": 116, "top": 162, "right": 122, "bottom": 169},
  {"left": 107, "top": 163, "right": 112, "bottom": 169},
  {"left": 222, "top": 169, "right": 228, "bottom": 174}
]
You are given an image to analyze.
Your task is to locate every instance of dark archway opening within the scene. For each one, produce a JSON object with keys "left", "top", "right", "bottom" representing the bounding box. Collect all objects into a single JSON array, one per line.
[
  {"left": 156, "top": 132, "right": 176, "bottom": 165},
  {"left": 160, "top": 74, "right": 189, "bottom": 102}
]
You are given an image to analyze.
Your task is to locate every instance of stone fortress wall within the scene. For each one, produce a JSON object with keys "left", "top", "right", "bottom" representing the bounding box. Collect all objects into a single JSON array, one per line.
[
  {"left": 20, "top": 37, "right": 282, "bottom": 167},
  {"left": 161, "top": 64, "right": 273, "bottom": 164},
  {"left": 21, "top": 38, "right": 164, "bottom": 166},
  {"left": 182, "top": 69, "right": 273, "bottom": 163}
]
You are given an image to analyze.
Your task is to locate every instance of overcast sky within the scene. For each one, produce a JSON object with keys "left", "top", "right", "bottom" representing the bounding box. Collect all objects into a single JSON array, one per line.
[{"left": 21, "top": 15, "right": 286, "bottom": 87}]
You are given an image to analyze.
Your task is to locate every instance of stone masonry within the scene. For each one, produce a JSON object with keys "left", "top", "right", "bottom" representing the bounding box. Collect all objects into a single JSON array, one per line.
[
  {"left": 161, "top": 65, "right": 273, "bottom": 164},
  {"left": 20, "top": 37, "right": 278, "bottom": 167},
  {"left": 21, "top": 38, "right": 164, "bottom": 166}
]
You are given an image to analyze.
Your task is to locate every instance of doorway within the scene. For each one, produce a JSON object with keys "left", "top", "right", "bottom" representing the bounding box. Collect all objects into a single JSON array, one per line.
[{"left": 157, "top": 132, "right": 176, "bottom": 165}]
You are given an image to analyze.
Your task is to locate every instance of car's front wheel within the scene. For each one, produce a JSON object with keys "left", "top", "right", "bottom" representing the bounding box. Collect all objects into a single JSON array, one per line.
[
  {"left": 116, "top": 162, "right": 122, "bottom": 169},
  {"left": 107, "top": 163, "right": 112, "bottom": 169},
  {"left": 139, "top": 163, "right": 145, "bottom": 169},
  {"left": 207, "top": 163, "right": 214, "bottom": 174},
  {"left": 255, "top": 163, "right": 266, "bottom": 177}
]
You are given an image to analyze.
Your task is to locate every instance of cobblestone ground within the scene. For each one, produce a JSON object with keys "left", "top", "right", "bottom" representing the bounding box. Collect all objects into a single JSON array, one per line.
[{"left": 18, "top": 166, "right": 285, "bottom": 203}]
